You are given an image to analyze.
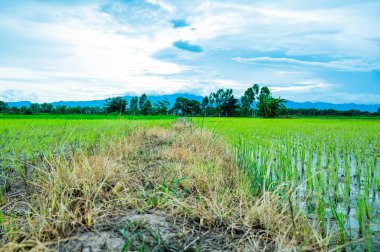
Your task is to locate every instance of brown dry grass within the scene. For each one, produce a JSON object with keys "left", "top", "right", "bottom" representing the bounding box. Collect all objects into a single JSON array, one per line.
[{"left": 0, "top": 121, "right": 327, "bottom": 251}]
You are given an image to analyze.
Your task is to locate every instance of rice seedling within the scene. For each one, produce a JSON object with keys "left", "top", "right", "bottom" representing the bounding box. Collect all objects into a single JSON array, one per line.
[{"left": 195, "top": 117, "right": 380, "bottom": 249}]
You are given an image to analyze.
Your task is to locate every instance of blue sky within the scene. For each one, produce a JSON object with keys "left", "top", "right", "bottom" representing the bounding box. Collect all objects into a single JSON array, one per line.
[{"left": 0, "top": 0, "right": 379, "bottom": 103}]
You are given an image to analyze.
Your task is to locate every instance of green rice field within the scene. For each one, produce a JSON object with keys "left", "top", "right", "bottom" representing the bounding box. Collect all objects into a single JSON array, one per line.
[
  {"left": 195, "top": 117, "right": 380, "bottom": 249},
  {"left": 0, "top": 115, "right": 175, "bottom": 193},
  {"left": 1, "top": 115, "right": 380, "bottom": 250}
]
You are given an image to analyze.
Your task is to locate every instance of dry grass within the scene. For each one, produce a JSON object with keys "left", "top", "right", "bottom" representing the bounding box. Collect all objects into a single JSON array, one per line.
[{"left": 1, "top": 121, "right": 328, "bottom": 251}]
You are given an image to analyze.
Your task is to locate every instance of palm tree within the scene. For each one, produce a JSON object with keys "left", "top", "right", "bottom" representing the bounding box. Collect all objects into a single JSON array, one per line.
[
  {"left": 257, "top": 87, "right": 272, "bottom": 117},
  {"left": 257, "top": 86, "right": 286, "bottom": 117},
  {"left": 268, "top": 97, "right": 286, "bottom": 117}
]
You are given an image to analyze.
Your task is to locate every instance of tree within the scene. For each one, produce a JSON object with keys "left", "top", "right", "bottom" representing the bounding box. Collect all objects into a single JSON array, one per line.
[
  {"left": 105, "top": 97, "right": 127, "bottom": 114},
  {"left": 130, "top": 96, "right": 139, "bottom": 115},
  {"left": 211, "top": 89, "right": 239, "bottom": 117},
  {"left": 201, "top": 96, "right": 209, "bottom": 116},
  {"left": 41, "top": 103, "right": 53, "bottom": 113},
  {"left": 138, "top": 94, "right": 147, "bottom": 113},
  {"left": 78, "top": 106, "right": 103, "bottom": 114},
  {"left": 0, "top": 101, "right": 8, "bottom": 113},
  {"left": 138, "top": 94, "right": 152, "bottom": 115},
  {"left": 9, "top": 106, "right": 20, "bottom": 114},
  {"left": 208, "top": 94, "right": 215, "bottom": 115},
  {"left": 23, "top": 108, "right": 33, "bottom": 115},
  {"left": 67, "top": 106, "right": 83, "bottom": 114},
  {"left": 257, "top": 86, "right": 272, "bottom": 117},
  {"left": 256, "top": 86, "right": 286, "bottom": 118},
  {"left": 30, "top": 103, "right": 41, "bottom": 113},
  {"left": 241, "top": 84, "right": 259, "bottom": 116},
  {"left": 20, "top": 106, "right": 28, "bottom": 113},
  {"left": 154, "top": 99, "right": 170, "bottom": 115},
  {"left": 172, "top": 97, "right": 201, "bottom": 116},
  {"left": 55, "top": 105, "right": 67, "bottom": 114},
  {"left": 268, "top": 97, "right": 286, "bottom": 117},
  {"left": 141, "top": 100, "right": 152, "bottom": 115}
]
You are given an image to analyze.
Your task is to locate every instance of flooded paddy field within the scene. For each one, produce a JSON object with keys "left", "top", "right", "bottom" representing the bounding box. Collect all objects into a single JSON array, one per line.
[{"left": 196, "top": 117, "right": 380, "bottom": 250}]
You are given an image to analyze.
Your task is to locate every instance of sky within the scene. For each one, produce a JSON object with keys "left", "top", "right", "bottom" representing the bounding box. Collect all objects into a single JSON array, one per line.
[{"left": 0, "top": 0, "right": 380, "bottom": 103}]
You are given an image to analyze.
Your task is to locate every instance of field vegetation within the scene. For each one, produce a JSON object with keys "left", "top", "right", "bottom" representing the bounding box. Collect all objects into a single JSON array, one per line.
[
  {"left": 0, "top": 115, "right": 379, "bottom": 251},
  {"left": 195, "top": 117, "right": 380, "bottom": 250},
  {"left": 0, "top": 116, "right": 321, "bottom": 251}
]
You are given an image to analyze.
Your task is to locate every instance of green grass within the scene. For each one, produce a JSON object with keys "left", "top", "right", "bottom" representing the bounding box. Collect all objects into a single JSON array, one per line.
[
  {"left": 0, "top": 115, "right": 175, "bottom": 191},
  {"left": 194, "top": 117, "right": 380, "bottom": 249}
]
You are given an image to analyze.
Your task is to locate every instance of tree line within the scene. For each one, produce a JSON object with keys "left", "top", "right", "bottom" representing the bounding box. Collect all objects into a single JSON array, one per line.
[{"left": 1, "top": 85, "right": 379, "bottom": 117}]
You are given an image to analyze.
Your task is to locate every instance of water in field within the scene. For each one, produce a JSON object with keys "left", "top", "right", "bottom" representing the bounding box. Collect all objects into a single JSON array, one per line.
[{"left": 196, "top": 117, "right": 380, "bottom": 249}]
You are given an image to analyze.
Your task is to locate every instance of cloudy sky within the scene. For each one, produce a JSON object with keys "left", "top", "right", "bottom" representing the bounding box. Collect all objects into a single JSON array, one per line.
[{"left": 0, "top": 0, "right": 380, "bottom": 103}]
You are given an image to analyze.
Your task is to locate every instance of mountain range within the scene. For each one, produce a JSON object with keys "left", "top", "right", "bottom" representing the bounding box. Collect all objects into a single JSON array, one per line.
[{"left": 6, "top": 93, "right": 380, "bottom": 113}]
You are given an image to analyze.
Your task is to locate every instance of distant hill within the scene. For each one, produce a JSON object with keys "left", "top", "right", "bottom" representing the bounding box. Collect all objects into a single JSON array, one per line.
[
  {"left": 284, "top": 100, "right": 380, "bottom": 113},
  {"left": 6, "top": 94, "right": 380, "bottom": 112},
  {"left": 7, "top": 101, "right": 32, "bottom": 107}
]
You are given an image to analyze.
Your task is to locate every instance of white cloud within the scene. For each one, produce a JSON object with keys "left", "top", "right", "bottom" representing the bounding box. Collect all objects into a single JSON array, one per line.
[
  {"left": 0, "top": 67, "right": 193, "bottom": 102},
  {"left": 0, "top": 89, "right": 38, "bottom": 102},
  {"left": 270, "top": 81, "right": 331, "bottom": 93},
  {"left": 0, "top": 0, "right": 379, "bottom": 103},
  {"left": 34, "top": 7, "right": 183, "bottom": 76},
  {"left": 179, "top": 1, "right": 380, "bottom": 59},
  {"left": 146, "top": 0, "right": 174, "bottom": 13},
  {"left": 233, "top": 57, "right": 380, "bottom": 72},
  {"left": 0, "top": 3, "right": 190, "bottom": 102}
]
